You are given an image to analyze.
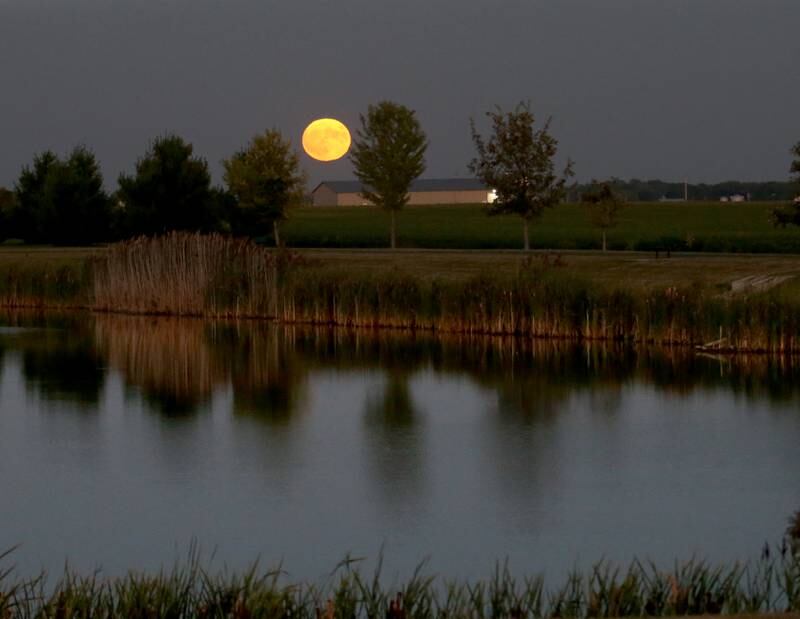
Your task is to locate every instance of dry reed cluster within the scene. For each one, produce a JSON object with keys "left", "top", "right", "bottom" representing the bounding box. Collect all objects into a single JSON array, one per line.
[{"left": 92, "top": 233, "right": 284, "bottom": 316}]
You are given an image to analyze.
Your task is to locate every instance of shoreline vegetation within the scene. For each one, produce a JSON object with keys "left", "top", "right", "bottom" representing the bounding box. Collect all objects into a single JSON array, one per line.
[
  {"left": 2, "top": 548, "right": 800, "bottom": 618},
  {"left": 0, "top": 233, "right": 799, "bottom": 353}
]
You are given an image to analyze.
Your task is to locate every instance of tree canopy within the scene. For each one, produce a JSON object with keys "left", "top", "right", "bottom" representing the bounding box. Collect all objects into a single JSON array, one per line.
[
  {"left": 771, "top": 141, "right": 800, "bottom": 228},
  {"left": 0, "top": 186, "right": 16, "bottom": 241},
  {"left": 223, "top": 129, "right": 306, "bottom": 245},
  {"left": 117, "top": 135, "right": 218, "bottom": 236},
  {"left": 582, "top": 180, "right": 625, "bottom": 251},
  {"left": 470, "top": 102, "right": 573, "bottom": 250},
  {"left": 350, "top": 101, "right": 427, "bottom": 249},
  {"left": 13, "top": 147, "right": 112, "bottom": 244}
]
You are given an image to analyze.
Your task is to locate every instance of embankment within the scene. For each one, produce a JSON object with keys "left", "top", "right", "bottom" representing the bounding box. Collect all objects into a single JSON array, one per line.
[{"left": 0, "top": 233, "right": 798, "bottom": 353}]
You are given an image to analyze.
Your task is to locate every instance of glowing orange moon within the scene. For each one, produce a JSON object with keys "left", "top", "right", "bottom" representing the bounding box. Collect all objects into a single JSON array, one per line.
[{"left": 302, "top": 118, "right": 351, "bottom": 162}]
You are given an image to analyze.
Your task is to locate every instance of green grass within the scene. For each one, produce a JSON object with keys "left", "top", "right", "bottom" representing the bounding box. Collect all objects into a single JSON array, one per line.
[
  {"left": 293, "top": 249, "right": 800, "bottom": 294},
  {"left": 0, "top": 245, "right": 97, "bottom": 269},
  {"left": 282, "top": 202, "right": 800, "bottom": 253},
  {"left": 2, "top": 549, "right": 800, "bottom": 618}
]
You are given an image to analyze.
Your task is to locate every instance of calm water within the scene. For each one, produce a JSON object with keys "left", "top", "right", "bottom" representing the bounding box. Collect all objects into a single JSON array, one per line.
[{"left": 1, "top": 312, "right": 799, "bottom": 582}]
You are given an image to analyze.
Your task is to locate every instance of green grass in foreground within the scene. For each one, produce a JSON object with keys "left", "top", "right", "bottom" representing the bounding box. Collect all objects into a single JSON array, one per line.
[
  {"left": 2, "top": 548, "right": 800, "bottom": 618},
  {"left": 282, "top": 202, "right": 800, "bottom": 253}
]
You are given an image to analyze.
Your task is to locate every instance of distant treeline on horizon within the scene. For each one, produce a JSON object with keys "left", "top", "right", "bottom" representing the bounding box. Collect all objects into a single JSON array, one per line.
[{"left": 570, "top": 178, "right": 797, "bottom": 202}]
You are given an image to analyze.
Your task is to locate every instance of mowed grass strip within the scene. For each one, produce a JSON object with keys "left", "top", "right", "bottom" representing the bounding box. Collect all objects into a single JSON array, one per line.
[
  {"left": 295, "top": 249, "right": 800, "bottom": 295},
  {"left": 0, "top": 245, "right": 98, "bottom": 269},
  {"left": 283, "top": 201, "right": 800, "bottom": 253}
]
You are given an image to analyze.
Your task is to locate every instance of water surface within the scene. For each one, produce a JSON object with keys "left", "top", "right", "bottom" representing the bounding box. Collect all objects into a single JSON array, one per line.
[{"left": 0, "top": 312, "right": 798, "bottom": 582}]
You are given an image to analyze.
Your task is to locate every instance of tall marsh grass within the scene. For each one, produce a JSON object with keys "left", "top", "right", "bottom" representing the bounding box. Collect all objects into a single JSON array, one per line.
[
  {"left": 2, "top": 550, "right": 800, "bottom": 618},
  {"left": 1, "top": 233, "right": 800, "bottom": 352},
  {"left": 280, "top": 269, "right": 800, "bottom": 353},
  {"left": 92, "top": 233, "right": 291, "bottom": 317},
  {"left": 0, "top": 262, "right": 91, "bottom": 308}
]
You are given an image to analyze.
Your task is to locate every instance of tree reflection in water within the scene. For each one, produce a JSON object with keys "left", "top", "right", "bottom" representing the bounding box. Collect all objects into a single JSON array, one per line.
[
  {"left": 363, "top": 370, "right": 425, "bottom": 508},
  {"left": 20, "top": 329, "right": 106, "bottom": 411},
  {"left": 95, "top": 316, "right": 224, "bottom": 417},
  {"left": 2, "top": 313, "right": 800, "bottom": 422},
  {"left": 212, "top": 323, "right": 307, "bottom": 426}
]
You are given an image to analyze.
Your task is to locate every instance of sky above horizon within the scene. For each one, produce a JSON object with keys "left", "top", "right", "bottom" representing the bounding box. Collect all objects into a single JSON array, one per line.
[{"left": 1, "top": 0, "right": 799, "bottom": 191}]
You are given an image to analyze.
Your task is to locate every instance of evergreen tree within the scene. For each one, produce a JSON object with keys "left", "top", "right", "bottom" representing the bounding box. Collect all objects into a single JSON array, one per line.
[
  {"left": 14, "top": 147, "right": 111, "bottom": 244},
  {"left": 118, "top": 135, "right": 217, "bottom": 236}
]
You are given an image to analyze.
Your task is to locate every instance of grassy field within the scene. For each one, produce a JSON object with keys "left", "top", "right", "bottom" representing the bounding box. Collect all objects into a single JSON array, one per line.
[
  {"left": 282, "top": 202, "right": 800, "bottom": 253},
  {"left": 295, "top": 249, "right": 800, "bottom": 293}
]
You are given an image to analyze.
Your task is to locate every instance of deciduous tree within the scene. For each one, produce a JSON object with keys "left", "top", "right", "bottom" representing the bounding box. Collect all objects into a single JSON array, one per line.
[
  {"left": 350, "top": 101, "right": 427, "bottom": 249},
  {"left": 223, "top": 129, "right": 306, "bottom": 246},
  {"left": 582, "top": 180, "right": 625, "bottom": 251},
  {"left": 470, "top": 102, "right": 573, "bottom": 251},
  {"left": 772, "top": 141, "right": 800, "bottom": 227}
]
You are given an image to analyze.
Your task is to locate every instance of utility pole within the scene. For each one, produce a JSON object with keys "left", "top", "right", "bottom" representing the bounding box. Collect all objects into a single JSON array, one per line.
[{"left": 684, "top": 179, "right": 689, "bottom": 202}]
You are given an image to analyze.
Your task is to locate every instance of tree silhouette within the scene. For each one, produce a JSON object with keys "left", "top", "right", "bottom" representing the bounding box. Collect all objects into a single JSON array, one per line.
[
  {"left": 350, "top": 101, "right": 427, "bottom": 249},
  {"left": 470, "top": 102, "right": 573, "bottom": 251},
  {"left": 223, "top": 128, "right": 306, "bottom": 246}
]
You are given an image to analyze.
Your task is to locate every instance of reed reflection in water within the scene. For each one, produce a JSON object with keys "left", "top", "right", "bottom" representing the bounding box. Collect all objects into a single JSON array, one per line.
[{"left": 0, "top": 312, "right": 799, "bottom": 581}]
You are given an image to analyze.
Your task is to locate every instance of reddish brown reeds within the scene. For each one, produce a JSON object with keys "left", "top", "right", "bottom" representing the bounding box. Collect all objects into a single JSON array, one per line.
[{"left": 92, "top": 232, "right": 282, "bottom": 317}]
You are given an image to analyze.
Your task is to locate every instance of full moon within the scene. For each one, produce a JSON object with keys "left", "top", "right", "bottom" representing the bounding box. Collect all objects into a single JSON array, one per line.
[{"left": 302, "top": 118, "right": 351, "bottom": 162}]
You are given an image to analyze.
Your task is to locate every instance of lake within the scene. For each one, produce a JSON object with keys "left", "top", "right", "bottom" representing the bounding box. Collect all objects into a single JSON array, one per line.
[{"left": 0, "top": 311, "right": 798, "bottom": 584}]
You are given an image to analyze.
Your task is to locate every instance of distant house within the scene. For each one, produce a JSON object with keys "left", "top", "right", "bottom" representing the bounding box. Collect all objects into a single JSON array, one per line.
[
  {"left": 311, "top": 178, "right": 495, "bottom": 207},
  {"left": 720, "top": 194, "right": 748, "bottom": 203}
]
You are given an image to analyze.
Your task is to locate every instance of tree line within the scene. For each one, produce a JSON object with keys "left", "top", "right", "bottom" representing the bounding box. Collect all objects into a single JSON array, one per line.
[
  {"left": 569, "top": 178, "right": 797, "bottom": 202},
  {"left": 0, "top": 100, "right": 798, "bottom": 250},
  {"left": 0, "top": 131, "right": 305, "bottom": 246}
]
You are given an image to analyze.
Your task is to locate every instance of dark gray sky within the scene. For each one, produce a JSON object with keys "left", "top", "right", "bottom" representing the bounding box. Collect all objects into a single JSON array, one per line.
[{"left": 1, "top": 0, "right": 798, "bottom": 190}]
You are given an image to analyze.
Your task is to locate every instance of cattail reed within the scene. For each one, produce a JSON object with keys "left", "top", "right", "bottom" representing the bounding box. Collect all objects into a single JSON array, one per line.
[{"left": 91, "top": 232, "right": 285, "bottom": 317}]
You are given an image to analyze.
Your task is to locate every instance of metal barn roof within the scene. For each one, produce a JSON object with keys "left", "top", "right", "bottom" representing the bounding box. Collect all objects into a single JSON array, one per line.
[{"left": 313, "top": 178, "right": 488, "bottom": 194}]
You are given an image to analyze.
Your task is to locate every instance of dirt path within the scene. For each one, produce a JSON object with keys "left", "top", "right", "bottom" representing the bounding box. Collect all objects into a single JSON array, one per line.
[{"left": 729, "top": 273, "right": 795, "bottom": 295}]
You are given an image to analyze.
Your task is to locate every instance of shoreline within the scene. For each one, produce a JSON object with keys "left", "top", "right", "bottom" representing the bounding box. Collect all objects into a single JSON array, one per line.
[
  {"left": 0, "top": 300, "right": 798, "bottom": 356},
  {"left": 0, "top": 233, "right": 798, "bottom": 354}
]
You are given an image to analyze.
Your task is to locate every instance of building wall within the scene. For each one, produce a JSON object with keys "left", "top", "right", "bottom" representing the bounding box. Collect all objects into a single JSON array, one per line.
[
  {"left": 314, "top": 187, "right": 492, "bottom": 206},
  {"left": 407, "top": 190, "right": 490, "bottom": 205},
  {"left": 311, "top": 185, "right": 340, "bottom": 206},
  {"left": 337, "top": 192, "right": 369, "bottom": 206}
]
